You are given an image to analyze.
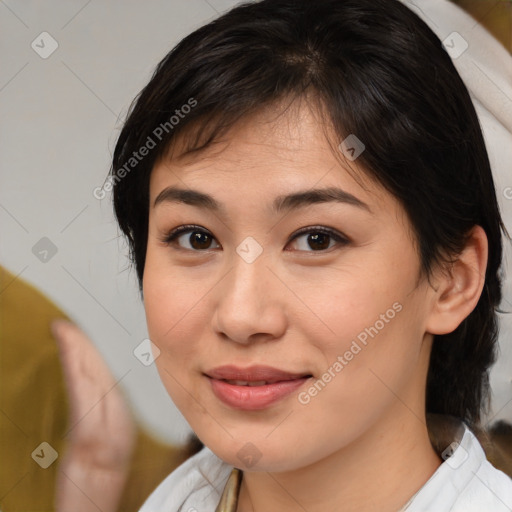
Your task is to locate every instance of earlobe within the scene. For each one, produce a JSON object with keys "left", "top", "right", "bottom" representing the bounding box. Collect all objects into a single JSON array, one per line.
[{"left": 425, "top": 225, "right": 488, "bottom": 336}]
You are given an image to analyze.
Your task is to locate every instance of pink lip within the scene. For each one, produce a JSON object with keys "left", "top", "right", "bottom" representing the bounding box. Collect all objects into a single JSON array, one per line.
[
  {"left": 205, "top": 365, "right": 312, "bottom": 410},
  {"left": 205, "top": 365, "right": 310, "bottom": 382}
]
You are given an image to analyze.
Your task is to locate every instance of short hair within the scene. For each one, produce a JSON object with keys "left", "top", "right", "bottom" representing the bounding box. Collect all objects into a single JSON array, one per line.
[{"left": 111, "top": 0, "right": 507, "bottom": 431}]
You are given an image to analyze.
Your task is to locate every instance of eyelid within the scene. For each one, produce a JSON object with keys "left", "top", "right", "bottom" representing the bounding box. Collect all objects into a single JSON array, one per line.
[
  {"left": 160, "top": 224, "right": 350, "bottom": 252},
  {"left": 160, "top": 224, "right": 220, "bottom": 249},
  {"left": 289, "top": 225, "right": 350, "bottom": 245}
]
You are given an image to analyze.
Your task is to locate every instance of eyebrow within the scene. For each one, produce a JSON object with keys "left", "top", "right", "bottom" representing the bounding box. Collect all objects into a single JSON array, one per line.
[{"left": 153, "top": 185, "right": 371, "bottom": 214}]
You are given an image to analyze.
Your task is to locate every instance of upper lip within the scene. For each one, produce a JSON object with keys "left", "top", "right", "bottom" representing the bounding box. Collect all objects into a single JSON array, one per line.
[{"left": 205, "top": 365, "right": 312, "bottom": 383}]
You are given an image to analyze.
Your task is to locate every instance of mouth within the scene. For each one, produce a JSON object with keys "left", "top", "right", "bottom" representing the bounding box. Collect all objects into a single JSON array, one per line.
[
  {"left": 217, "top": 376, "right": 313, "bottom": 387},
  {"left": 204, "top": 364, "right": 313, "bottom": 383},
  {"left": 204, "top": 365, "right": 313, "bottom": 410},
  {"left": 220, "top": 379, "right": 306, "bottom": 386}
]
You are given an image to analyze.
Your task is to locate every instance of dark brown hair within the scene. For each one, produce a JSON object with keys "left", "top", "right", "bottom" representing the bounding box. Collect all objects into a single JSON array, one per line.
[{"left": 110, "top": 0, "right": 507, "bottom": 450}]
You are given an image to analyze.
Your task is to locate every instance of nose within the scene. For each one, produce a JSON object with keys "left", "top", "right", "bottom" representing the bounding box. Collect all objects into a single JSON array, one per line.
[{"left": 212, "top": 250, "right": 288, "bottom": 345}]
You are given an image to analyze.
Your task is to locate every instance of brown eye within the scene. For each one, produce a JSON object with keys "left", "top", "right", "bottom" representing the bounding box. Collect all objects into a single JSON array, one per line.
[
  {"left": 163, "top": 226, "right": 220, "bottom": 251},
  {"left": 188, "top": 231, "right": 215, "bottom": 250},
  {"left": 305, "top": 233, "right": 331, "bottom": 250},
  {"left": 288, "top": 227, "right": 349, "bottom": 252}
]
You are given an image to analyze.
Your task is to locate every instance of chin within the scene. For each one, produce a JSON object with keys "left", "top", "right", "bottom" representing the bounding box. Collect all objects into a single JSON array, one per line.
[{"left": 202, "top": 437, "right": 305, "bottom": 473}]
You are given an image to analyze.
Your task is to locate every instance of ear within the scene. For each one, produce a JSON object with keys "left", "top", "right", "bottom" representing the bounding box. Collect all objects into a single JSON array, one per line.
[{"left": 425, "top": 225, "right": 488, "bottom": 335}]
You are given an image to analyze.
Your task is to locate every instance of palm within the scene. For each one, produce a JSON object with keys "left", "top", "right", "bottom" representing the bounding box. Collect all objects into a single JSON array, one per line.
[{"left": 53, "top": 320, "right": 136, "bottom": 470}]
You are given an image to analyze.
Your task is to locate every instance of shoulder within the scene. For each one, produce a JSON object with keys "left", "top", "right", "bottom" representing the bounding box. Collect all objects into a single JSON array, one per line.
[
  {"left": 462, "top": 458, "right": 512, "bottom": 510},
  {"left": 138, "top": 444, "right": 232, "bottom": 512},
  {"left": 411, "top": 422, "right": 512, "bottom": 511},
  {"left": 455, "top": 430, "right": 512, "bottom": 512}
]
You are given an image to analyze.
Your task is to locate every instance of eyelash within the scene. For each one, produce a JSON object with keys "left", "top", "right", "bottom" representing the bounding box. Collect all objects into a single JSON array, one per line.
[{"left": 160, "top": 224, "right": 350, "bottom": 253}]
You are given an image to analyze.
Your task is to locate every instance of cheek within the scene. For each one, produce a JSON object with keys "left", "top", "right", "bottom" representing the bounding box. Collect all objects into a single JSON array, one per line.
[
  {"left": 293, "top": 258, "right": 412, "bottom": 355},
  {"left": 142, "top": 251, "right": 204, "bottom": 365},
  {"left": 295, "top": 252, "right": 423, "bottom": 400},
  {"left": 294, "top": 304, "right": 423, "bottom": 456},
  {"left": 143, "top": 263, "right": 208, "bottom": 412}
]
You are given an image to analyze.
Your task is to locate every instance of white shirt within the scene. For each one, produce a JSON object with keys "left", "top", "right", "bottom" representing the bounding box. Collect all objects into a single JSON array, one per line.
[{"left": 139, "top": 422, "right": 512, "bottom": 512}]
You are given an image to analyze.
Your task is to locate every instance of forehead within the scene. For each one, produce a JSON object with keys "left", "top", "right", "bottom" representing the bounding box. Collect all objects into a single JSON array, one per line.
[
  {"left": 148, "top": 100, "right": 393, "bottom": 218},
  {"left": 162, "top": 98, "right": 335, "bottom": 167}
]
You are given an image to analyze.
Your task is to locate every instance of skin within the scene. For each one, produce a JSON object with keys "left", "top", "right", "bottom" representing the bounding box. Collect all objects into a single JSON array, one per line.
[
  {"left": 52, "top": 320, "right": 136, "bottom": 512},
  {"left": 143, "top": 98, "right": 487, "bottom": 512}
]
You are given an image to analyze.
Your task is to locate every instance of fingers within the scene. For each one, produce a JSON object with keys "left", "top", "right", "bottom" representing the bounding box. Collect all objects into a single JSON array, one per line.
[
  {"left": 50, "top": 319, "right": 136, "bottom": 469},
  {"left": 51, "top": 320, "right": 117, "bottom": 422}
]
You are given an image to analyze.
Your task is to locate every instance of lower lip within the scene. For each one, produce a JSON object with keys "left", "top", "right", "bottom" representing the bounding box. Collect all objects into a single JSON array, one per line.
[{"left": 207, "top": 376, "right": 311, "bottom": 410}]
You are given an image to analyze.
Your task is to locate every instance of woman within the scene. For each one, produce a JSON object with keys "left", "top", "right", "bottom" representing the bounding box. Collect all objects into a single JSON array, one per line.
[{"left": 109, "top": 0, "right": 512, "bottom": 510}]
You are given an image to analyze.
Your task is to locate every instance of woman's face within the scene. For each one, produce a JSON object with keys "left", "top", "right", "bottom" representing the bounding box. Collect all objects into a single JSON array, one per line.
[{"left": 143, "top": 101, "right": 437, "bottom": 472}]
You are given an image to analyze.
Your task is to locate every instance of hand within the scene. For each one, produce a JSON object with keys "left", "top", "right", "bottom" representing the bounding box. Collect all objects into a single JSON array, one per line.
[{"left": 52, "top": 319, "right": 136, "bottom": 512}]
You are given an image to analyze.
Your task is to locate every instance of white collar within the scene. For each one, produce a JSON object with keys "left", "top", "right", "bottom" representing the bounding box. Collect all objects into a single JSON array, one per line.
[{"left": 139, "top": 417, "right": 512, "bottom": 511}]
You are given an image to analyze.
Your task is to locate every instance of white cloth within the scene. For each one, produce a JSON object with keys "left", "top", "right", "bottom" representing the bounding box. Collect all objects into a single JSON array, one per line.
[
  {"left": 139, "top": 422, "right": 512, "bottom": 511},
  {"left": 404, "top": 0, "right": 512, "bottom": 133}
]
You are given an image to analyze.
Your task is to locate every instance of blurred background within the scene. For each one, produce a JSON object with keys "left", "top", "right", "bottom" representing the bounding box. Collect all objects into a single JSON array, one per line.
[
  {"left": 454, "top": 0, "right": 511, "bottom": 51},
  {"left": 0, "top": 0, "right": 511, "bottom": 470}
]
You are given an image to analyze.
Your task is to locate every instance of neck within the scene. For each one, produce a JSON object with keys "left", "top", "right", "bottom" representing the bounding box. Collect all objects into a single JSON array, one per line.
[{"left": 236, "top": 398, "right": 443, "bottom": 512}]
